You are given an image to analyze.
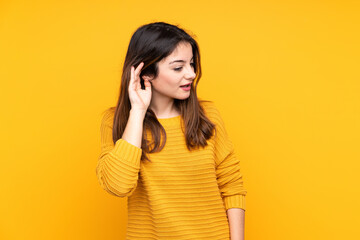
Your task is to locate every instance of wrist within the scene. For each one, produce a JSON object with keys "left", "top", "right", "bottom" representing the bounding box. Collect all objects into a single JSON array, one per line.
[{"left": 130, "top": 108, "right": 147, "bottom": 118}]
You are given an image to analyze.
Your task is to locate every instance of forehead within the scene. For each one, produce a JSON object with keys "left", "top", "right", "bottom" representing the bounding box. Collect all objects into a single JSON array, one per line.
[{"left": 161, "top": 42, "right": 193, "bottom": 63}]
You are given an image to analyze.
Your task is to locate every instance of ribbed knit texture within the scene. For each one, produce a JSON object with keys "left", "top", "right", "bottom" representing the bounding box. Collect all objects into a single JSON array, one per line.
[{"left": 96, "top": 101, "right": 247, "bottom": 240}]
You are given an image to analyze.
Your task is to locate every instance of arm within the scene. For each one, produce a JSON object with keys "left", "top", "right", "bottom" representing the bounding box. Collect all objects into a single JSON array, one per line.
[
  {"left": 121, "top": 109, "right": 147, "bottom": 148},
  {"left": 210, "top": 104, "right": 247, "bottom": 238},
  {"left": 227, "top": 208, "right": 245, "bottom": 240},
  {"left": 216, "top": 148, "right": 247, "bottom": 239},
  {"left": 95, "top": 109, "right": 145, "bottom": 197}
]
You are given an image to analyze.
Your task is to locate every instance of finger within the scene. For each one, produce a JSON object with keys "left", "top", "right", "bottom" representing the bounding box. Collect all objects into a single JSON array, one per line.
[
  {"left": 134, "top": 62, "right": 144, "bottom": 78},
  {"left": 129, "top": 66, "right": 136, "bottom": 90},
  {"left": 132, "top": 63, "right": 143, "bottom": 87},
  {"left": 129, "top": 66, "right": 134, "bottom": 85},
  {"left": 144, "top": 79, "right": 151, "bottom": 91}
]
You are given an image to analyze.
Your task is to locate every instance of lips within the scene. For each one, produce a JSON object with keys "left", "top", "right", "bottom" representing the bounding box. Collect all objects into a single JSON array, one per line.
[{"left": 180, "top": 83, "right": 191, "bottom": 87}]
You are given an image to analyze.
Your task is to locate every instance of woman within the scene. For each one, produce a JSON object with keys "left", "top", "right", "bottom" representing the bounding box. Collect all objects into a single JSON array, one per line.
[{"left": 96, "top": 22, "right": 247, "bottom": 240}]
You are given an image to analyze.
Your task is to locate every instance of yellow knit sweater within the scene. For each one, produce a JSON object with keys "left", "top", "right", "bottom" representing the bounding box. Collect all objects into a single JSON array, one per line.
[{"left": 96, "top": 101, "right": 247, "bottom": 240}]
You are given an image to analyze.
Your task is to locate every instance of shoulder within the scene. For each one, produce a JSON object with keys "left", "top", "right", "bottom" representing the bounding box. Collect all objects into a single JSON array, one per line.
[
  {"left": 100, "top": 107, "right": 116, "bottom": 128},
  {"left": 199, "top": 100, "right": 231, "bottom": 144},
  {"left": 199, "top": 100, "right": 223, "bottom": 125}
]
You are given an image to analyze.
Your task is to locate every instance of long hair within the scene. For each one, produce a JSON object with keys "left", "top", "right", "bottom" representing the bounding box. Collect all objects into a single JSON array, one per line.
[{"left": 104, "top": 21, "right": 216, "bottom": 162}]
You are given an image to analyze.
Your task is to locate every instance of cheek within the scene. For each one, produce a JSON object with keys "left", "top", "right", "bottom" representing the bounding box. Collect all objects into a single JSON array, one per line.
[{"left": 158, "top": 72, "right": 179, "bottom": 87}]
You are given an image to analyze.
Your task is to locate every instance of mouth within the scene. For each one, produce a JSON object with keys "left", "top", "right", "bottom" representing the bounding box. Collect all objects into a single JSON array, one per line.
[{"left": 180, "top": 83, "right": 191, "bottom": 87}]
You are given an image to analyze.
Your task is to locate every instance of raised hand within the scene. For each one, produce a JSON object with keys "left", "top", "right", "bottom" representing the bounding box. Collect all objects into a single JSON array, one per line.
[{"left": 128, "top": 62, "right": 152, "bottom": 112}]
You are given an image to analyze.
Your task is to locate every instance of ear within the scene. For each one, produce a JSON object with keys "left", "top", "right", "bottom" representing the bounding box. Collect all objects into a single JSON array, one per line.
[{"left": 142, "top": 75, "right": 154, "bottom": 82}]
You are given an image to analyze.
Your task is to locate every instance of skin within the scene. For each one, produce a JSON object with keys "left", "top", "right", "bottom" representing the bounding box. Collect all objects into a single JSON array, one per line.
[
  {"left": 126, "top": 41, "right": 245, "bottom": 239},
  {"left": 121, "top": 61, "right": 151, "bottom": 148},
  {"left": 142, "top": 41, "right": 196, "bottom": 118},
  {"left": 128, "top": 61, "right": 151, "bottom": 113},
  {"left": 227, "top": 208, "right": 245, "bottom": 240},
  {"left": 123, "top": 41, "right": 195, "bottom": 144}
]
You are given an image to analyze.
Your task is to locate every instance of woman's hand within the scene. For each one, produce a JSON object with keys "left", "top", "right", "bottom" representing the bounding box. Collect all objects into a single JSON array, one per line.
[{"left": 128, "top": 62, "right": 152, "bottom": 111}]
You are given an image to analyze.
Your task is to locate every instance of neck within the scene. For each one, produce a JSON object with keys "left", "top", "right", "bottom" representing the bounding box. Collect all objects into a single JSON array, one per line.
[{"left": 149, "top": 94, "right": 179, "bottom": 119}]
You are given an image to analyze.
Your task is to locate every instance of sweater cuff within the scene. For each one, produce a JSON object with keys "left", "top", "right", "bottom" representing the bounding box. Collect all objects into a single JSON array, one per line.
[
  {"left": 113, "top": 138, "right": 142, "bottom": 166},
  {"left": 224, "top": 194, "right": 246, "bottom": 211}
]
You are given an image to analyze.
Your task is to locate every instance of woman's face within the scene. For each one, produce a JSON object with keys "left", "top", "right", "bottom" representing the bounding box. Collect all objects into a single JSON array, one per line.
[{"left": 145, "top": 41, "right": 196, "bottom": 101}]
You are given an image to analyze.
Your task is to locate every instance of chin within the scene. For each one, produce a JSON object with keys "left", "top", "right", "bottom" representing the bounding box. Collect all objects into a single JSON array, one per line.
[{"left": 175, "top": 95, "right": 190, "bottom": 100}]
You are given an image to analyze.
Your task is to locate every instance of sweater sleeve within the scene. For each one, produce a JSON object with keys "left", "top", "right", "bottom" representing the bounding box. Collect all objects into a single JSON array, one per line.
[
  {"left": 95, "top": 110, "right": 142, "bottom": 197},
  {"left": 210, "top": 104, "right": 247, "bottom": 211}
]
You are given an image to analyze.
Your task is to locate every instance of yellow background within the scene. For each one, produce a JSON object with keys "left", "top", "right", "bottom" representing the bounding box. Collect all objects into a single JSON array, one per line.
[{"left": 1, "top": 0, "right": 359, "bottom": 239}]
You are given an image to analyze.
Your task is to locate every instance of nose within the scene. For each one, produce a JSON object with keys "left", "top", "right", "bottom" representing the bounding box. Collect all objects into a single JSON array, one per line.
[{"left": 185, "top": 66, "right": 196, "bottom": 80}]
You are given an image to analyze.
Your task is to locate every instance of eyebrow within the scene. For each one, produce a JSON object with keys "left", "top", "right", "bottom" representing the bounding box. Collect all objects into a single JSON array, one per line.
[{"left": 169, "top": 57, "right": 194, "bottom": 65}]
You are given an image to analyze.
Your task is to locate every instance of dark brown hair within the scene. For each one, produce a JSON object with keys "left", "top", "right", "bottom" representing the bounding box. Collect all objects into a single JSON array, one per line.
[{"left": 103, "top": 21, "right": 216, "bottom": 162}]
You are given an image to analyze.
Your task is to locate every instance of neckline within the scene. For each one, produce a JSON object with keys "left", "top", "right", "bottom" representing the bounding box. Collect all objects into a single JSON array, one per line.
[
  {"left": 157, "top": 115, "right": 181, "bottom": 120},
  {"left": 157, "top": 115, "right": 181, "bottom": 126}
]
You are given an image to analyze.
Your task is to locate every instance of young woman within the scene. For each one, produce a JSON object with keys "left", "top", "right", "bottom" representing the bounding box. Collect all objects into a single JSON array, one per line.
[{"left": 96, "top": 22, "right": 247, "bottom": 240}]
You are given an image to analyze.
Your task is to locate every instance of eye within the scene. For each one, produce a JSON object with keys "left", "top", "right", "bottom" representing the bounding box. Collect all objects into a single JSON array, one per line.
[{"left": 174, "top": 67, "right": 183, "bottom": 71}]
